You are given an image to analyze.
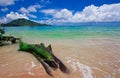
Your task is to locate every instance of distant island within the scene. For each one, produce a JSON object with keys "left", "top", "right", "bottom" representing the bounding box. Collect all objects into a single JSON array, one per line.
[{"left": 0, "top": 18, "right": 50, "bottom": 26}]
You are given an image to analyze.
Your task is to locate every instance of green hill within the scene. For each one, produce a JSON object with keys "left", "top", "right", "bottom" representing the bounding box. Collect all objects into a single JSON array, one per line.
[{"left": 1, "top": 18, "right": 50, "bottom": 26}]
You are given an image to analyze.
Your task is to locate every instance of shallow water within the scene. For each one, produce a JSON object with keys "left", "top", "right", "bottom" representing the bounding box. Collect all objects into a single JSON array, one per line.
[
  {"left": 4, "top": 23, "right": 120, "bottom": 40},
  {"left": 0, "top": 23, "right": 120, "bottom": 78},
  {"left": 0, "top": 38, "right": 120, "bottom": 78}
]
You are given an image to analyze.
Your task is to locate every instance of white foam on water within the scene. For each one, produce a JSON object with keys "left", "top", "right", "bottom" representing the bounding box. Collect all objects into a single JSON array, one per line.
[
  {"left": 28, "top": 70, "right": 35, "bottom": 75},
  {"left": 24, "top": 62, "right": 36, "bottom": 75},
  {"left": 66, "top": 57, "right": 94, "bottom": 78},
  {"left": 31, "top": 61, "right": 36, "bottom": 68},
  {"left": 77, "top": 61, "right": 94, "bottom": 78},
  {"left": 27, "top": 61, "right": 37, "bottom": 75},
  {"left": 66, "top": 59, "right": 77, "bottom": 71}
]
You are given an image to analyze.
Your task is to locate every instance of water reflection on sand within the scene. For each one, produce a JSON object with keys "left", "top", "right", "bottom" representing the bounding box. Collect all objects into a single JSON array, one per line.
[{"left": 0, "top": 38, "right": 120, "bottom": 78}]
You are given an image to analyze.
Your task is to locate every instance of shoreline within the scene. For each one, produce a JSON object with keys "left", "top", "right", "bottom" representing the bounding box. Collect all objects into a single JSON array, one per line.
[{"left": 0, "top": 37, "right": 120, "bottom": 78}]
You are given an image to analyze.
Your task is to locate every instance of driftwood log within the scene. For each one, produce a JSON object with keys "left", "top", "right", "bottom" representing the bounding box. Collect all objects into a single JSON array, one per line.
[
  {"left": 0, "top": 36, "right": 21, "bottom": 46},
  {"left": 0, "top": 28, "right": 20, "bottom": 45},
  {"left": 19, "top": 41, "right": 70, "bottom": 76}
]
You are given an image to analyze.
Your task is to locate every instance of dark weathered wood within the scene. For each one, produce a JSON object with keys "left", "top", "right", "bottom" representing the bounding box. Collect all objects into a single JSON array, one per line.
[
  {"left": 35, "top": 43, "right": 70, "bottom": 74},
  {"left": 46, "top": 45, "right": 70, "bottom": 74},
  {"left": 19, "top": 41, "right": 70, "bottom": 76},
  {"left": 31, "top": 51, "right": 53, "bottom": 77},
  {"left": 0, "top": 29, "right": 20, "bottom": 45}
]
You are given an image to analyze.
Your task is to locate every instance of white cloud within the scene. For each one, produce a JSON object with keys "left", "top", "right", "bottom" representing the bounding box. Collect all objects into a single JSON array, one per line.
[
  {"left": 28, "top": 6, "right": 37, "bottom": 12},
  {"left": 1, "top": 8, "right": 8, "bottom": 12},
  {"left": 41, "top": 3, "right": 120, "bottom": 24},
  {"left": 0, "top": 0, "right": 17, "bottom": 6},
  {"left": 41, "top": 9, "right": 57, "bottom": 15},
  {"left": 0, "top": 11, "right": 29, "bottom": 23},
  {"left": 42, "top": 8, "right": 73, "bottom": 19},
  {"left": 19, "top": 4, "right": 41, "bottom": 18},
  {"left": 28, "top": 4, "right": 41, "bottom": 12},
  {"left": 28, "top": 14, "right": 37, "bottom": 18},
  {"left": 6, "top": 11, "right": 28, "bottom": 20},
  {"left": 19, "top": 7, "right": 29, "bottom": 13},
  {"left": 19, "top": 4, "right": 42, "bottom": 13},
  {"left": 0, "top": 17, "right": 7, "bottom": 23},
  {"left": 54, "top": 9, "right": 72, "bottom": 19}
]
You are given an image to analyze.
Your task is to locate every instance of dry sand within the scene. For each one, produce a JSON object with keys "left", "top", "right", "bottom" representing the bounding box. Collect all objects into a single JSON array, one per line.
[{"left": 0, "top": 38, "right": 120, "bottom": 78}]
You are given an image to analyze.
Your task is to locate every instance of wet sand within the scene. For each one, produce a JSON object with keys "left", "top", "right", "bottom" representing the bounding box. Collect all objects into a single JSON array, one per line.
[{"left": 0, "top": 38, "right": 120, "bottom": 78}]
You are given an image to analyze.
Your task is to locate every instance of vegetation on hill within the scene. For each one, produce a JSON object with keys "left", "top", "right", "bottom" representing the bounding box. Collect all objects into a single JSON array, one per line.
[{"left": 1, "top": 18, "right": 50, "bottom": 26}]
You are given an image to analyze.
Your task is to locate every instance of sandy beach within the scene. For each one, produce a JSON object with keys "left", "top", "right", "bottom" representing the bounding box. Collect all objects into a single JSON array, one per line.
[
  {"left": 0, "top": 38, "right": 120, "bottom": 78},
  {"left": 0, "top": 0, "right": 120, "bottom": 77}
]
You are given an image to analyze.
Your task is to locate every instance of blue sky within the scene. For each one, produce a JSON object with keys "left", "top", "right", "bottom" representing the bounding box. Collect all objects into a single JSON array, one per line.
[{"left": 0, "top": 0, "right": 120, "bottom": 24}]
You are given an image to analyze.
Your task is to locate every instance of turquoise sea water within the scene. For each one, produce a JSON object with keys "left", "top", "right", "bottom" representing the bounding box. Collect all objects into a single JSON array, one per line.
[{"left": 3, "top": 22, "right": 120, "bottom": 40}]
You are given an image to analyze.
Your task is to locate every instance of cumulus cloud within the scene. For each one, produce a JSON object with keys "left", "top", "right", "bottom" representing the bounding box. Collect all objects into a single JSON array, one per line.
[
  {"left": 41, "top": 9, "right": 57, "bottom": 15},
  {"left": 54, "top": 9, "right": 72, "bottom": 19},
  {"left": 42, "top": 9, "right": 72, "bottom": 19},
  {"left": 0, "top": 0, "right": 17, "bottom": 6},
  {"left": 19, "top": 4, "right": 41, "bottom": 18},
  {"left": 6, "top": 11, "right": 28, "bottom": 20},
  {"left": 41, "top": 3, "right": 120, "bottom": 24},
  {"left": 0, "top": 11, "right": 29, "bottom": 23},
  {"left": 28, "top": 14, "right": 37, "bottom": 18},
  {"left": 19, "top": 7, "right": 29, "bottom": 13},
  {"left": 1, "top": 8, "right": 8, "bottom": 12},
  {"left": 28, "top": 6, "right": 37, "bottom": 12},
  {"left": 19, "top": 4, "right": 42, "bottom": 13},
  {"left": 28, "top": 4, "right": 41, "bottom": 12}
]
